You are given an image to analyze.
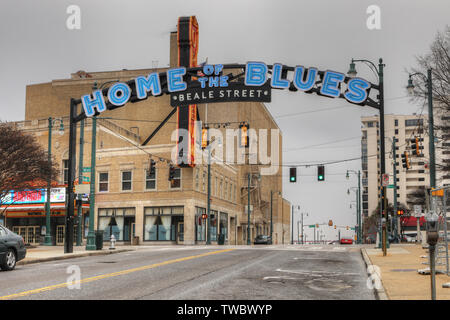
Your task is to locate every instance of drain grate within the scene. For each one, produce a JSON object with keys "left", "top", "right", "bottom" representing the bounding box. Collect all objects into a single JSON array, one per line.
[{"left": 97, "top": 261, "right": 117, "bottom": 264}]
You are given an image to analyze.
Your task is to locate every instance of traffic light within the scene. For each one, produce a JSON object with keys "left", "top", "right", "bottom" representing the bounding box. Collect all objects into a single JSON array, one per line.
[
  {"left": 149, "top": 159, "right": 156, "bottom": 175},
  {"left": 334, "top": 225, "right": 337, "bottom": 229},
  {"left": 201, "top": 126, "right": 209, "bottom": 149},
  {"left": 289, "top": 167, "right": 297, "bottom": 183},
  {"left": 346, "top": 226, "right": 349, "bottom": 230},
  {"left": 316, "top": 224, "right": 319, "bottom": 228},
  {"left": 317, "top": 165, "right": 325, "bottom": 181},
  {"left": 410, "top": 137, "right": 424, "bottom": 156},
  {"left": 239, "top": 122, "right": 249, "bottom": 148},
  {"left": 328, "top": 220, "right": 333, "bottom": 226},
  {"left": 397, "top": 209, "right": 404, "bottom": 216},
  {"left": 202, "top": 213, "right": 208, "bottom": 219},
  {"left": 401, "top": 151, "right": 410, "bottom": 169}
]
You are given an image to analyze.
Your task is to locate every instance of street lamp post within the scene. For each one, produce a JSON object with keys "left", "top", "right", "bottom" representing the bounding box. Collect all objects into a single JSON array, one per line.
[
  {"left": 270, "top": 191, "right": 281, "bottom": 244},
  {"left": 86, "top": 80, "right": 119, "bottom": 251},
  {"left": 349, "top": 58, "right": 387, "bottom": 255},
  {"left": 44, "top": 117, "right": 64, "bottom": 246},
  {"left": 407, "top": 69, "right": 436, "bottom": 189},
  {"left": 346, "top": 170, "right": 361, "bottom": 244}
]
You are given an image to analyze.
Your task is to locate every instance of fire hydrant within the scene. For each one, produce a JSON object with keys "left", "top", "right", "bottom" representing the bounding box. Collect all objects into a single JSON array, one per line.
[{"left": 109, "top": 234, "right": 116, "bottom": 250}]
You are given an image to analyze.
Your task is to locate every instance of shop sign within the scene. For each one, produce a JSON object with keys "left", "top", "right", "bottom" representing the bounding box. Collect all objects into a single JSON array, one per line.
[{"left": 2, "top": 188, "right": 66, "bottom": 205}]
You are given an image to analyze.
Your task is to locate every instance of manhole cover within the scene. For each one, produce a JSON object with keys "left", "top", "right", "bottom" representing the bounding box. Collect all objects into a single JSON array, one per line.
[{"left": 390, "top": 269, "right": 416, "bottom": 272}]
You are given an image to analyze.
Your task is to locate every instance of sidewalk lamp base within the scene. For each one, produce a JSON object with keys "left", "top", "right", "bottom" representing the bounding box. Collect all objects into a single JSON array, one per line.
[
  {"left": 44, "top": 235, "right": 53, "bottom": 246},
  {"left": 85, "top": 234, "right": 96, "bottom": 251}
]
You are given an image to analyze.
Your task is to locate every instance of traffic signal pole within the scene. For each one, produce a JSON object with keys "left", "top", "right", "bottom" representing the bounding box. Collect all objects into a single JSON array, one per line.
[{"left": 392, "top": 138, "right": 399, "bottom": 241}]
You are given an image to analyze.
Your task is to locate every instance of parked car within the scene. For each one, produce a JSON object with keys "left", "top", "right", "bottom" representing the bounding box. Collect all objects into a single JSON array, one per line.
[
  {"left": 254, "top": 235, "right": 272, "bottom": 245},
  {"left": 0, "top": 225, "right": 27, "bottom": 271},
  {"left": 340, "top": 238, "right": 353, "bottom": 245}
]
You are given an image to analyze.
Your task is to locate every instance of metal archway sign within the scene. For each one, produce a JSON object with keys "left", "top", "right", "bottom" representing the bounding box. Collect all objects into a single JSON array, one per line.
[{"left": 63, "top": 15, "right": 384, "bottom": 253}]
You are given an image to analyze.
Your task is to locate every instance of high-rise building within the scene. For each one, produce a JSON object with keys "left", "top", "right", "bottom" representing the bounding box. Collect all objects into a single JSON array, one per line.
[{"left": 361, "top": 114, "right": 430, "bottom": 219}]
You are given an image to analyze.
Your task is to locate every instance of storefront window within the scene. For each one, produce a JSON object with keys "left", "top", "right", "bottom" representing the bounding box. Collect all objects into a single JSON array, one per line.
[
  {"left": 143, "top": 206, "right": 183, "bottom": 241},
  {"left": 220, "top": 212, "right": 228, "bottom": 240},
  {"left": 210, "top": 210, "right": 218, "bottom": 241},
  {"left": 98, "top": 208, "right": 135, "bottom": 241},
  {"left": 195, "top": 207, "right": 206, "bottom": 241}
]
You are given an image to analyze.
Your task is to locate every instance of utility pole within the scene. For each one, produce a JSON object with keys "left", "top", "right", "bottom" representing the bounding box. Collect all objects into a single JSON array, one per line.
[
  {"left": 44, "top": 117, "right": 54, "bottom": 246},
  {"left": 357, "top": 170, "right": 361, "bottom": 244},
  {"left": 291, "top": 206, "right": 294, "bottom": 245},
  {"left": 85, "top": 115, "right": 97, "bottom": 251},
  {"left": 76, "top": 119, "right": 84, "bottom": 246},
  {"left": 426, "top": 69, "right": 436, "bottom": 189},
  {"left": 392, "top": 138, "right": 399, "bottom": 241}
]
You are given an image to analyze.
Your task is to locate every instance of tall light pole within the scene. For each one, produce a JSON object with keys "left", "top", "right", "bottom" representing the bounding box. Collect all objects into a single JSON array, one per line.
[
  {"left": 348, "top": 58, "right": 387, "bottom": 255},
  {"left": 270, "top": 190, "right": 281, "bottom": 243},
  {"left": 44, "top": 117, "right": 64, "bottom": 246},
  {"left": 291, "top": 205, "right": 300, "bottom": 245},
  {"left": 346, "top": 170, "right": 361, "bottom": 244},
  {"left": 86, "top": 80, "right": 119, "bottom": 251},
  {"left": 406, "top": 69, "right": 436, "bottom": 189}
]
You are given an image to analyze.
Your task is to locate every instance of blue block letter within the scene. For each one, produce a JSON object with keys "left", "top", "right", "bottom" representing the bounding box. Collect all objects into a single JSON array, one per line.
[
  {"left": 245, "top": 62, "right": 267, "bottom": 86},
  {"left": 344, "top": 78, "right": 371, "bottom": 104},
  {"left": 271, "top": 63, "right": 289, "bottom": 89},
  {"left": 107, "top": 83, "right": 131, "bottom": 106},
  {"left": 320, "top": 70, "right": 346, "bottom": 98},
  {"left": 135, "top": 73, "right": 161, "bottom": 99},
  {"left": 167, "top": 67, "right": 187, "bottom": 92},
  {"left": 82, "top": 90, "right": 106, "bottom": 117},
  {"left": 293, "top": 66, "right": 317, "bottom": 91}
]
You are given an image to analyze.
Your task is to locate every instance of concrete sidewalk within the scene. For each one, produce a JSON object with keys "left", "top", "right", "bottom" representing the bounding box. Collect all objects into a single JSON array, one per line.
[
  {"left": 362, "top": 244, "right": 450, "bottom": 300},
  {"left": 18, "top": 245, "right": 136, "bottom": 266}
]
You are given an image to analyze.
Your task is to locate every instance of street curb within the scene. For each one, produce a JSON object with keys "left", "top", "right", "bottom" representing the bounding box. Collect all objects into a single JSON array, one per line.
[
  {"left": 17, "top": 248, "right": 135, "bottom": 266},
  {"left": 360, "top": 248, "right": 389, "bottom": 300}
]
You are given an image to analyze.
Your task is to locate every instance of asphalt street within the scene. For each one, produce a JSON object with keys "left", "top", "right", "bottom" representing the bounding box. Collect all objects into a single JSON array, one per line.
[{"left": 0, "top": 245, "right": 374, "bottom": 300}]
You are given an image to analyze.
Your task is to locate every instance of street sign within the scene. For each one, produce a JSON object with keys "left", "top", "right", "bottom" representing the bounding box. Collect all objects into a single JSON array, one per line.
[
  {"left": 82, "top": 176, "right": 90, "bottom": 183},
  {"left": 82, "top": 167, "right": 91, "bottom": 173},
  {"left": 309, "top": 225, "right": 315, "bottom": 228},
  {"left": 387, "top": 184, "right": 395, "bottom": 189},
  {"left": 75, "top": 184, "right": 90, "bottom": 194},
  {"left": 382, "top": 174, "right": 389, "bottom": 187},
  {"left": 414, "top": 205, "right": 422, "bottom": 217}
]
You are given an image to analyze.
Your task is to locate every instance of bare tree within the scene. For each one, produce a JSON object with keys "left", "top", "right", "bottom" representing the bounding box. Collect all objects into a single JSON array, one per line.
[
  {"left": 0, "top": 122, "right": 58, "bottom": 216},
  {"left": 407, "top": 26, "right": 450, "bottom": 180}
]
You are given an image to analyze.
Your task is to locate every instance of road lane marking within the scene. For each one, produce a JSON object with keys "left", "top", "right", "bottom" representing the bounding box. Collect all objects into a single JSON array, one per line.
[{"left": 0, "top": 248, "right": 234, "bottom": 300}]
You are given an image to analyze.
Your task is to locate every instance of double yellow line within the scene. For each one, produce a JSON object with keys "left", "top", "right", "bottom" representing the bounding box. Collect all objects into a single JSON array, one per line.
[{"left": 0, "top": 248, "right": 234, "bottom": 300}]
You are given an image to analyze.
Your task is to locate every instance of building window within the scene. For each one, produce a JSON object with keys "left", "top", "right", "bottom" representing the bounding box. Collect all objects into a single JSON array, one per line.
[
  {"left": 144, "top": 206, "right": 183, "bottom": 241},
  {"left": 99, "top": 172, "right": 109, "bottom": 192},
  {"left": 145, "top": 169, "right": 156, "bottom": 190},
  {"left": 195, "top": 207, "right": 207, "bottom": 241},
  {"left": 63, "top": 159, "right": 69, "bottom": 184},
  {"left": 97, "top": 208, "right": 136, "bottom": 241},
  {"left": 210, "top": 210, "right": 218, "bottom": 241},
  {"left": 395, "top": 119, "right": 398, "bottom": 126},
  {"left": 229, "top": 183, "right": 232, "bottom": 201},
  {"left": 405, "top": 119, "right": 423, "bottom": 127},
  {"left": 121, "top": 171, "right": 132, "bottom": 191},
  {"left": 220, "top": 212, "right": 228, "bottom": 241},
  {"left": 214, "top": 176, "right": 218, "bottom": 196},
  {"left": 395, "top": 129, "right": 399, "bottom": 135},
  {"left": 194, "top": 169, "right": 199, "bottom": 191},
  {"left": 419, "top": 178, "right": 425, "bottom": 181},
  {"left": 202, "top": 171, "right": 206, "bottom": 193},
  {"left": 220, "top": 179, "right": 223, "bottom": 198},
  {"left": 224, "top": 181, "right": 228, "bottom": 200},
  {"left": 367, "top": 122, "right": 374, "bottom": 127},
  {"left": 170, "top": 168, "right": 181, "bottom": 189}
]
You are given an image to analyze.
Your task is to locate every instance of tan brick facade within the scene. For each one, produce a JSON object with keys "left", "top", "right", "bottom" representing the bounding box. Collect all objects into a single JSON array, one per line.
[{"left": 6, "top": 30, "right": 290, "bottom": 246}]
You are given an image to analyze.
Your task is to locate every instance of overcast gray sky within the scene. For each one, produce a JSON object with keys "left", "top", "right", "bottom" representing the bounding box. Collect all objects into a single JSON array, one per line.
[{"left": 1, "top": 0, "right": 449, "bottom": 240}]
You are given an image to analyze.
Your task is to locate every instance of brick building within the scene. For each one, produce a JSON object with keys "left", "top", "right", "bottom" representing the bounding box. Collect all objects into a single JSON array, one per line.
[{"left": 2, "top": 29, "right": 291, "bottom": 246}]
